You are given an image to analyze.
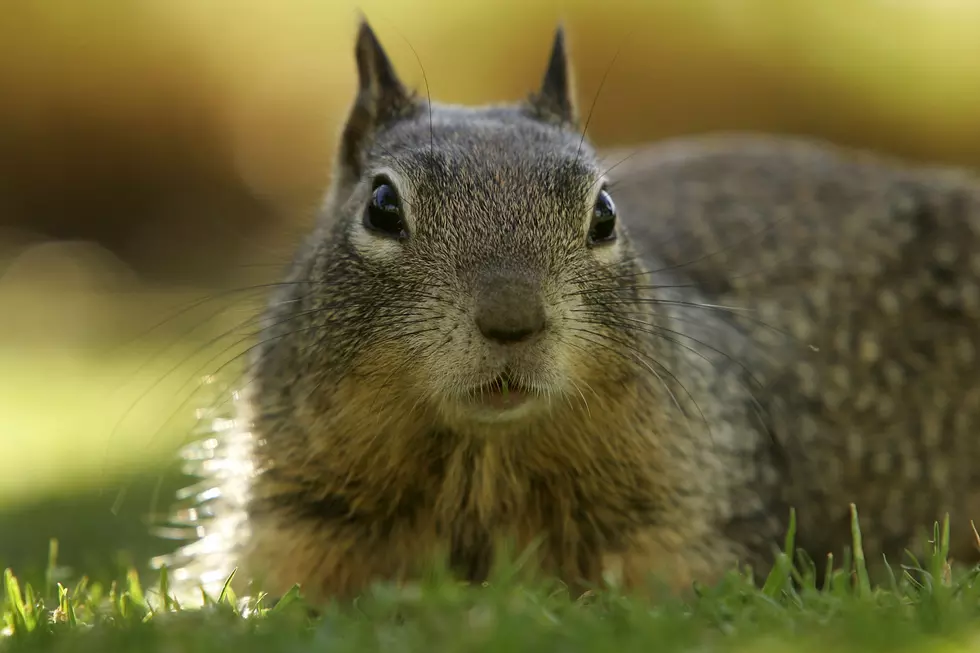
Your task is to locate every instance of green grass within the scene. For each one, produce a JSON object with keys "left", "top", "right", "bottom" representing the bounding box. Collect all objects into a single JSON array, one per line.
[{"left": 4, "top": 510, "right": 980, "bottom": 652}]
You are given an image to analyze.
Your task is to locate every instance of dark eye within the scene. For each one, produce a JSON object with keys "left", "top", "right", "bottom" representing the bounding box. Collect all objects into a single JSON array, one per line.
[
  {"left": 363, "top": 177, "right": 407, "bottom": 239},
  {"left": 588, "top": 188, "right": 617, "bottom": 245}
]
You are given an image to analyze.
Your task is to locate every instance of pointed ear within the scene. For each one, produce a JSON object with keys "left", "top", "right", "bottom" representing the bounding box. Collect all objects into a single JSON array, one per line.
[
  {"left": 527, "top": 25, "right": 578, "bottom": 126},
  {"left": 338, "top": 19, "right": 413, "bottom": 182}
]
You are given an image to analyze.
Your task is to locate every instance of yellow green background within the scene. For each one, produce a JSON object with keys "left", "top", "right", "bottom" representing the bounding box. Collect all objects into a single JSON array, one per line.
[{"left": 1, "top": 0, "right": 979, "bottom": 573}]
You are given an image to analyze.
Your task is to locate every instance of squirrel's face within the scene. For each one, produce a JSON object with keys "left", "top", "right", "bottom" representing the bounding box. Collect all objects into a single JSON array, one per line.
[
  {"left": 287, "top": 22, "right": 645, "bottom": 430},
  {"left": 341, "top": 110, "right": 636, "bottom": 426}
]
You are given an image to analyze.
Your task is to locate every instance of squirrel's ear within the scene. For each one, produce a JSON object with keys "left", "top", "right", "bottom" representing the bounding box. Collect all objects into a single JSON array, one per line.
[
  {"left": 338, "top": 19, "right": 412, "bottom": 181},
  {"left": 528, "top": 25, "right": 578, "bottom": 127}
]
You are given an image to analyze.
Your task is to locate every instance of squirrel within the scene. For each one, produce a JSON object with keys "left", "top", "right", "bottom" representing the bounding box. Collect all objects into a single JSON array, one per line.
[{"left": 153, "top": 20, "right": 980, "bottom": 605}]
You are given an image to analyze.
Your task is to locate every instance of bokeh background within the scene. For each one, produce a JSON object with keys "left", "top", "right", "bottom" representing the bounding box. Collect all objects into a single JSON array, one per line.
[{"left": 3, "top": 0, "right": 980, "bottom": 583}]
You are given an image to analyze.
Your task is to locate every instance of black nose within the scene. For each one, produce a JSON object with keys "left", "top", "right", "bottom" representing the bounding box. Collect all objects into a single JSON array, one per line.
[{"left": 474, "top": 276, "right": 546, "bottom": 345}]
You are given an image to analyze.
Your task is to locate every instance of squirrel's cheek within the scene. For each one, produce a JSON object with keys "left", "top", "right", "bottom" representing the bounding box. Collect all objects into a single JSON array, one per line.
[
  {"left": 347, "top": 224, "right": 405, "bottom": 261},
  {"left": 589, "top": 239, "right": 625, "bottom": 267}
]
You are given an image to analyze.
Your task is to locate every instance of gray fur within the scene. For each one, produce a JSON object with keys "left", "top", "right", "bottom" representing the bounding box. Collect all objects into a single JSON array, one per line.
[{"left": 156, "top": 22, "right": 980, "bottom": 603}]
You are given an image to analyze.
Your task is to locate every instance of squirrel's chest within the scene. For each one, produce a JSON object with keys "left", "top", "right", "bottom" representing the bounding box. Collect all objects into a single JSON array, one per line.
[{"left": 429, "top": 461, "right": 651, "bottom": 584}]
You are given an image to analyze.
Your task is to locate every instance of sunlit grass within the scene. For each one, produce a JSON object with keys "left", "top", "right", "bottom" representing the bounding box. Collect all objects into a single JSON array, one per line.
[{"left": 3, "top": 509, "right": 980, "bottom": 652}]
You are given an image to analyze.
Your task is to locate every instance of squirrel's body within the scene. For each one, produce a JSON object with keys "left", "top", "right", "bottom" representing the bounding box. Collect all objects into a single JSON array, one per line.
[{"left": 157, "top": 24, "right": 980, "bottom": 603}]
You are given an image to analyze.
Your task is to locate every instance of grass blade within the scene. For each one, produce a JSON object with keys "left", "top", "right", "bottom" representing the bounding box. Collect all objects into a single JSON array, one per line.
[{"left": 850, "top": 504, "right": 871, "bottom": 598}]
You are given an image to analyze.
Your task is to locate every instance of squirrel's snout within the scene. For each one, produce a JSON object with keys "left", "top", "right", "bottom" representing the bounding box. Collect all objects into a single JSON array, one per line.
[{"left": 474, "top": 276, "right": 547, "bottom": 345}]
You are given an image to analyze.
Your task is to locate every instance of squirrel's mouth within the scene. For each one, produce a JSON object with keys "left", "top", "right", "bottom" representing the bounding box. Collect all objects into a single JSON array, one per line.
[{"left": 467, "top": 373, "right": 531, "bottom": 410}]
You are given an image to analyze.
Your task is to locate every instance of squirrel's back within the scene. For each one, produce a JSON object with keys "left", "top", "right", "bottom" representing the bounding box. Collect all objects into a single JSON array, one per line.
[
  {"left": 608, "top": 132, "right": 980, "bottom": 565},
  {"left": 154, "top": 26, "right": 980, "bottom": 604}
]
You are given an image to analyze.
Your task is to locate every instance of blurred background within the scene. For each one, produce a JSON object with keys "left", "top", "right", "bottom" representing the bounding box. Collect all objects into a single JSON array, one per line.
[{"left": 3, "top": 0, "right": 980, "bottom": 584}]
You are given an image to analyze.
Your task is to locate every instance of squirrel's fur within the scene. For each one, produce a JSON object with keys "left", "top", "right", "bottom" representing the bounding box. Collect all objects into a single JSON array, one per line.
[{"left": 155, "top": 21, "right": 980, "bottom": 604}]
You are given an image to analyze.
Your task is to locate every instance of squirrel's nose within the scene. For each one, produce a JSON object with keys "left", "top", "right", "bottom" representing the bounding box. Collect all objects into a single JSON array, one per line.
[{"left": 474, "top": 277, "right": 547, "bottom": 345}]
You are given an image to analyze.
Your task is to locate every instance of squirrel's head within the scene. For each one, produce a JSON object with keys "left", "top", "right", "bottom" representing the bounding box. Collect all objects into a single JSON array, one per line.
[{"left": 281, "top": 20, "right": 644, "bottom": 433}]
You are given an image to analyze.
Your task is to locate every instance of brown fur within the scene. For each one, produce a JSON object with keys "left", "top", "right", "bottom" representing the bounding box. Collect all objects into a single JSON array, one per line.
[{"left": 156, "top": 22, "right": 980, "bottom": 604}]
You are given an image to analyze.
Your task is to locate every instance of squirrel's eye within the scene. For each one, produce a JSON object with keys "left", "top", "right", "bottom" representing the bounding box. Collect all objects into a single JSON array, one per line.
[
  {"left": 588, "top": 189, "right": 617, "bottom": 246},
  {"left": 363, "top": 178, "right": 407, "bottom": 239}
]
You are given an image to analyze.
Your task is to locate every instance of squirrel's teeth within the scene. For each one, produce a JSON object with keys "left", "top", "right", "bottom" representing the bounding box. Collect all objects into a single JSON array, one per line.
[{"left": 478, "top": 374, "right": 515, "bottom": 394}]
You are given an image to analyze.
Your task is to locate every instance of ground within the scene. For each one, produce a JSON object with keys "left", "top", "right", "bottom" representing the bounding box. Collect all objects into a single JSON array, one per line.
[{"left": 4, "top": 515, "right": 980, "bottom": 652}]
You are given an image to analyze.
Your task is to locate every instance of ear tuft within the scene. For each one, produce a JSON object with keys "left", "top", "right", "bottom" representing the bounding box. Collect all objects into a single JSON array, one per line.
[
  {"left": 527, "top": 24, "right": 578, "bottom": 126},
  {"left": 338, "top": 18, "right": 414, "bottom": 183},
  {"left": 353, "top": 19, "right": 406, "bottom": 108}
]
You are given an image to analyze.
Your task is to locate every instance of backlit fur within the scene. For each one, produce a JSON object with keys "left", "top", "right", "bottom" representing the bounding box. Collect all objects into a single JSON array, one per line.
[{"left": 157, "top": 22, "right": 980, "bottom": 605}]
